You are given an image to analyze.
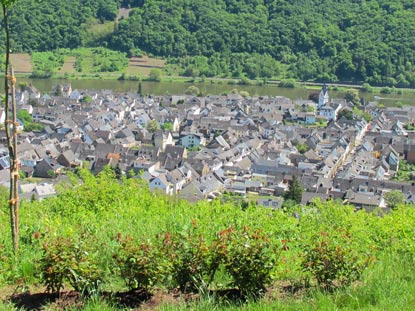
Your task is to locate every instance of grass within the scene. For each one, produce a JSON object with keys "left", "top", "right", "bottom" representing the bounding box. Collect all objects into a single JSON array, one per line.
[
  {"left": 152, "top": 253, "right": 415, "bottom": 311},
  {"left": 31, "top": 51, "right": 64, "bottom": 74},
  {"left": 83, "top": 21, "right": 116, "bottom": 46},
  {"left": 68, "top": 48, "right": 128, "bottom": 74},
  {"left": 58, "top": 56, "right": 77, "bottom": 75}
]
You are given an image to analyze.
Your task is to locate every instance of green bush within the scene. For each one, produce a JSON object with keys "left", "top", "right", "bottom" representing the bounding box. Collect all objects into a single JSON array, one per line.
[
  {"left": 114, "top": 234, "right": 161, "bottom": 291},
  {"left": 361, "top": 82, "right": 373, "bottom": 92},
  {"left": 215, "top": 226, "right": 280, "bottom": 298},
  {"left": 278, "top": 79, "right": 297, "bottom": 88},
  {"left": 301, "top": 230, "right": 373, "bottom": 290},
  {"left": 380, "top": 87, "right": 393, "bottom": 94},
  {"left": 40, "top": 235, "right": 104, "bottom": 294},
  {"left": 161, "top": 221, "right": 216, "bottom": 293}
]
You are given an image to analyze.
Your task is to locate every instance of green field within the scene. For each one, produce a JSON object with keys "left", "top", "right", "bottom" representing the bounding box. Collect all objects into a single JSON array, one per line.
[{"left": 8, "top": 50, "right": 165, "bottom": 79}]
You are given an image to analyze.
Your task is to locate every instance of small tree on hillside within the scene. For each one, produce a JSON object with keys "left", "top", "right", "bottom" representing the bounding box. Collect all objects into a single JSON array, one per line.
[
  {"left": 148, "top": 68, "right": 161, "bottom": 82},
  {"left": 284, "top": 175, "right": 303, "bottom": 204}
]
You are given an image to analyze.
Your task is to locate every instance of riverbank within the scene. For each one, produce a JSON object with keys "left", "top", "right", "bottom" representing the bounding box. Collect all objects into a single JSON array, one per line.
[
  {"left": 1, "top": 73, "right": 414, "bottom": 107},
  {"left": 7, "top": 72, "right": 415, "bottom": 97}
]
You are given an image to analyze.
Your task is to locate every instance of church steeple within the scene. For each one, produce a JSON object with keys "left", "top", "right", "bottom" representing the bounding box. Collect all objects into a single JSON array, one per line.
[{"left": 318, "top": 83, "right": 329, "bottom": 109}]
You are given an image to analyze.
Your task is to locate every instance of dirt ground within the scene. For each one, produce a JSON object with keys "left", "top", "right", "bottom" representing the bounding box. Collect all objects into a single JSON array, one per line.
[
  {"left": 58, "top": 56, "right": 77, "bottom": 75},
  {"left": 10, "top": 53, "right": 32, "bottom": 73},
  {"left": 125, "top": 56, "right": 166, "bottom": 77}
]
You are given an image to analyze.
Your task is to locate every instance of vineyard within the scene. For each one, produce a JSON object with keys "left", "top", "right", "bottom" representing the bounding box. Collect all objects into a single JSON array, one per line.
[{"left": 0, "top": 167, "right": 415, "bottom": 310}]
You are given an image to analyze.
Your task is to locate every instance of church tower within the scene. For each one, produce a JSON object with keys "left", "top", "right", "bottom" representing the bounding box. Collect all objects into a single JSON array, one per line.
[{"left": 318, "top": 83, "right": 329, "bottom": 109}]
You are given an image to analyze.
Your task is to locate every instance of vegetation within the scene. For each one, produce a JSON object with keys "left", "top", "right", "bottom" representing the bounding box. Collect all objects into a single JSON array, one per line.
[
  {"left": 31, "top": 51, "right": 64, "bottom": 78},
  {"left": 337, "top": 109, "right": 354, "bottom": 121},
  {"left": 160, "top": 122, "right": 173, "bottom": 132},
  {"left": 184, "top": 85, "right": 200, "bottom": 96},
  {"left": 146, "top": 119, "right": 159, "bottom": 133},
  {"left": 109, "top": 0, "right": 415, "bottom": 86},
  {"left": 0, "top": 0, "right": 119, "bottom": 51},
  {"left": 384, "top": 190, "right": 406, "bottom": 209},
  {"left": 283, "top": 175, "right": 303, "bottom": 204},
  {"left": 0, "top": 168, "right": 414, "bottom": 309},
  {"left": 27, "top": 48, "right": 129, "bottom": 77},
  {"left": 147, "top": 68, "right": 162, "bottom": 82},
  {"left": 393, "top": 160, "right": 415, "bottom": 182},
  {"left": 1, "top": 1, "right": 415, "bottom": 85},
  {"left": 353, "top": 107, "right": 373, "bottom": 122},
  {"left": 17, "top": 109, "right": 44, "bottom": 132},
  {"left": 279, "top": 79, "right": 297, "bottom": 88},
  {"left": 295, "top": 143, "right": 309, "bottom": 154},
  {"left": 68, "top": 48, "right": 128, "bottom": 73}
]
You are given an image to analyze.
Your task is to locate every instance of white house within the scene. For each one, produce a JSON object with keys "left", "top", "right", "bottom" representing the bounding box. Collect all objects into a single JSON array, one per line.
[
  {"left": 179, "top": 133, "right": 205, "bottom": 149},
  {"left": 319, "top": 103, "right": 342, "bottom": 121}
]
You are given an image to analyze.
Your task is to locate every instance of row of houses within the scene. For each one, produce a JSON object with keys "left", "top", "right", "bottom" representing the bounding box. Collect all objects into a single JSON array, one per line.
[{"left": 1, "top": 83, "right": 415, "bottom": 210}]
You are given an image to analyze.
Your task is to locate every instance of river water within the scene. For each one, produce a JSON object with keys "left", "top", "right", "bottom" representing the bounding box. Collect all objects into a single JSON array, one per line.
[{"left": 15, "top": 78, "right": 415, "bottom": 106}]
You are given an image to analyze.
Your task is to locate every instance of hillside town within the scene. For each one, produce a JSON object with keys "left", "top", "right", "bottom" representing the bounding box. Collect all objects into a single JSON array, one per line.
[{"left": 1, "top": 83, "right": 415, "bottom": 211}]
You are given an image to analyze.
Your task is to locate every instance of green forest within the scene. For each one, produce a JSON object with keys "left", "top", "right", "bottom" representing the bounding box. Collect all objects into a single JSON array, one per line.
[
  {"left": 1, "top": 168, "right": 415, "bottom": 310},
  {"left": 2, "top": 0, "right": 415, "bottom": 85}
]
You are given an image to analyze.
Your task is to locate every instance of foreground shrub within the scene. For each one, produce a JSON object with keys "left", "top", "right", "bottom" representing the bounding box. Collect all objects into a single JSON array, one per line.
[
  {"left": 215, "top": 226, "right": 280, "bottom": 298},
  {"left": 161, "top": 220, "right": 216, "bottom": 293},
  {"left": 114, "top": 234, "right": 161, "bottom": 291},
  {"left": 301, "top": 230, "right": 373, "bottom": 290},
  {"left": 40, "top": 235, "right": 104, "bottom": 294}
]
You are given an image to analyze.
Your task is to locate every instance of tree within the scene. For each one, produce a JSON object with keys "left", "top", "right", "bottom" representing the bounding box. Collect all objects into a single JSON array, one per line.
[
  {"left": 308, "top": 92, "right": 319, "bottom": 103},
  {"left": 361, "top": 83, "right": 373, "bottom": 92},
  {"left": 97, "top": 1, "right": 118, "bottom": 22},
  {"left": 185, "top": 85, "right": 200, "bottom": 96},
  {"left": 137, "top": 82, "right": 142, "bottom": 96},
  {"left": 284, "top": 175, "right": 303, "bottom": 204},
  {"left": 146, "top": 120, "right": 159, "bottom": 133},
  {"left": 17, "top": 109, "right": 32, "bottom": 123},
  {"left": 81, "top": 95, "right": 92, "bottom": 103},
  {"left": 384, "top": 190, "right": 405, "bottom": 209},
  {"left": 295, "top": 143, "right": 309, "bottom": 154},
  {"left": 344, "top": 89, "right": 360, "bottom": 105},
  {"left": 161, "top": 122, "right": 173, "bottom": 131},
  {"left": 112, "top": 163, "right": 123, "bottom": 180},
  {"left": 337, "top": 109, "right": 354, "bottom": 120},
  {"left": 148, "top": 68, "right": 162, "bottom": 82}
]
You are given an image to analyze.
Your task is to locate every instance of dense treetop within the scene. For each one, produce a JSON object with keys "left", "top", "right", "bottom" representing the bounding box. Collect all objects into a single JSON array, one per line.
[{"left": 2, "top": 0, "right": 415, "bottom": 85}]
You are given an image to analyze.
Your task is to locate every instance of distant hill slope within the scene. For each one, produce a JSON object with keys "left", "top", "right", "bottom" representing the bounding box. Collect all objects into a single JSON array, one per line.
[{"left": 2, "top": 0, "right": 415, "bottom": 86}]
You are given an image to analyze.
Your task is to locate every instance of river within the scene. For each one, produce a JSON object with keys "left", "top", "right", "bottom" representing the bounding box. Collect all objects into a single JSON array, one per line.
[{"left": 14, "top": 78, "right": 415, "bottom": 107}]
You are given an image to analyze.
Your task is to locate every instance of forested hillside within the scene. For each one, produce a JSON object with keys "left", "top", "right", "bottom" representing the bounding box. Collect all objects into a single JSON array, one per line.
[{"left": 3, "top": 0, "right": 415, "bottom": 86}]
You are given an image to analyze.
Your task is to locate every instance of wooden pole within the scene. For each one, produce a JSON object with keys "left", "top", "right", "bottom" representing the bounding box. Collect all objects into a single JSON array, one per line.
[
  {"left": 11, "top": 68, "right": 19, "bottom": 253},
  {"left": 3, "top": 3, "right": 19, "bottom": 254}
]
